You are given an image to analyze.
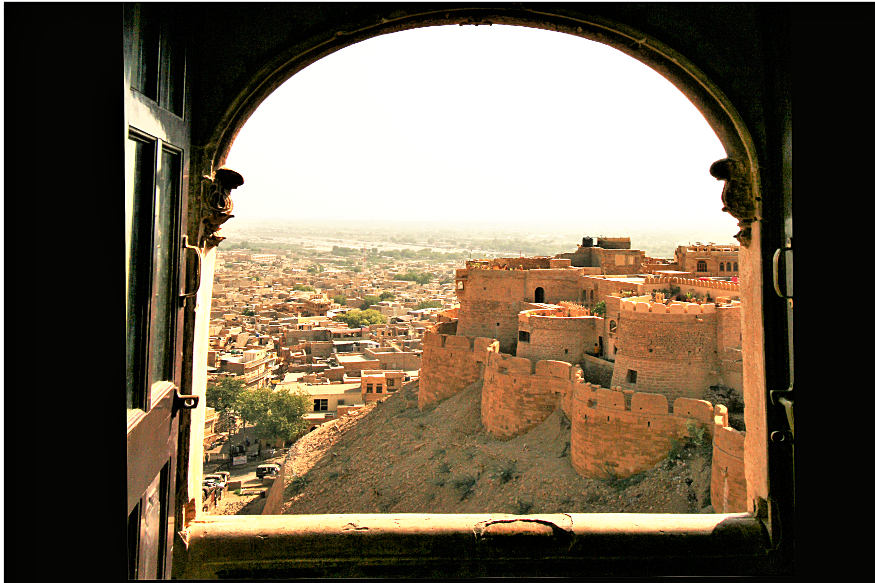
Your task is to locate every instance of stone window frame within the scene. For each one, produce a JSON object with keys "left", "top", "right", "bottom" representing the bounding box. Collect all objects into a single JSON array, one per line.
[{"left": 164, "top": 7, "right": 793, "bottom": 578}]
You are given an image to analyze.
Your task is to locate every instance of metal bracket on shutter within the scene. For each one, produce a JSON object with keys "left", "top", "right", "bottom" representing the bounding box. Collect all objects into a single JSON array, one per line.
[
  {"left": 180, "top": 234, "right": 203, "bottom": 300},
  {"left": 772, "top": 239, "right": 793, "bottom": 301},
  {"left": 172, "top": 389, "right": 199, "bottom": 419},
  {"left": 769, "top": 385, "right": 794, "bottom": 442}
]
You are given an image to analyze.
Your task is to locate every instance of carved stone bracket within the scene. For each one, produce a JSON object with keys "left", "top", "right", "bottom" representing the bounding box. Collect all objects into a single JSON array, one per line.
[
  {"left": 710, "top": 158, "right": 756, "bottom": 247},
  {"left": 199, "top": 167, "right": 244, "bottom": 250}
]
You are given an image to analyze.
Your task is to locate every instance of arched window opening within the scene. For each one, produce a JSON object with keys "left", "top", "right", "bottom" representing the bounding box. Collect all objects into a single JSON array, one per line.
[{"left": 206, "top": 19, "right": 759, "bottom": 526}]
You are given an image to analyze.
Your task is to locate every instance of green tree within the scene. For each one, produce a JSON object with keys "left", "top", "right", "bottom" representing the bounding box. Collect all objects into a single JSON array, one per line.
[
  {"left": 414, "top": 300, "right": 442, "bottom": 310},
  {"left": 293, "top": 284, "right": 316, "bottom": 292},
  {"left": 360, "top": 295, "right": 381, "bottom": 310},
  {"left": 379, "top": 291, "right": 396, "bottom": 301},
  {"left": 394, "top": 271, "right": 433, "bottom": 285},
  {"left": 235, "top": 386, "right": 309, "bottom": 446},
  {"left": 333, "top": 294, "right": 347, "bottom": 306},
  {"left": 206, "top": 377, "right": 245, "bottom": 432},
  {"left": 235, "top": 386, "right": 271, "bottom": 442},
  {"left": 592, "top": 301, "right": 606, "bottom": 317},
  {"left": 332, "top": 308, "right": 387, "bottom": 328},
  {"left": 254, "top": 388, "right": 310, "bottom": 446}
]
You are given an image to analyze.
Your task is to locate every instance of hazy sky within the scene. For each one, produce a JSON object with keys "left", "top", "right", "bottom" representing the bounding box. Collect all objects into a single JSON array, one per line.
[{"left": 225, "top": 24, "right": 736, "bottom": 236}]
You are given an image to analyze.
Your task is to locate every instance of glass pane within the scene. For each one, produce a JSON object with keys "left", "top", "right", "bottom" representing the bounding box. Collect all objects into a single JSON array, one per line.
[
  {"left": 130, "top": 3, "right": 159, "bottom": 99},
  {"left": 127, "top": 134, "right": 155, "bottom": 413},
  {"left": 127, "top": 501, "right": 141, "bottom": 579},
  {"left": 148, "top": 147, "right": 181, "bottom": 388},
  {"left": 139, "top": 470, "right": 163, "bottom": 580},
  {"left": 159, "top": 17, "right": 186, "bottom": 116}
]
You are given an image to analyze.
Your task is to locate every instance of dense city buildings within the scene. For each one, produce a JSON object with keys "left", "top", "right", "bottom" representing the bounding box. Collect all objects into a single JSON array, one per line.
[{"left": 208, "top": 236, "right": 745, "bottom": 505}]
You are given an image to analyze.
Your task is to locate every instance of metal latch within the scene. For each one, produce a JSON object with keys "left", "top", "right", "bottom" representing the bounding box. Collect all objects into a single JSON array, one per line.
[
  {"left": 770, "top": 385, "right": 794, "bottom": 442},
  {"left": 172, "top": 390, "right": 199, "bottom": 418}
]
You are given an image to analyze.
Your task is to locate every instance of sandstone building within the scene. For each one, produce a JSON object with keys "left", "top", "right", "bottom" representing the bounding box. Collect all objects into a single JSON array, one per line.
[{"left": 420, "top": 241, "right": 746, "bottom": 512}]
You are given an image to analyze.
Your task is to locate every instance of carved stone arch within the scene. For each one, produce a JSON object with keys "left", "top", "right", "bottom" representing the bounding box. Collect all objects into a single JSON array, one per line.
[{"left": 204, "top": 7, "right": 761, "bottom": 245}]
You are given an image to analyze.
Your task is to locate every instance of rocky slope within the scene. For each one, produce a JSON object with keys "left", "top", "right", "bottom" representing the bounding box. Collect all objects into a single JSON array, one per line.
[{"left": 278, "top": 379, "right": 714, "bottom": 516}]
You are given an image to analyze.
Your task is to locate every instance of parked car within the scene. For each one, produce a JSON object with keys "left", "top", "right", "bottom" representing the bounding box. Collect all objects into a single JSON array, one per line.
[
  {"left": 256, "top": 463, "right": 281, "bottom": 479},
  {"left": 214, "top": 471, "right": 231, "bottom": 484}
]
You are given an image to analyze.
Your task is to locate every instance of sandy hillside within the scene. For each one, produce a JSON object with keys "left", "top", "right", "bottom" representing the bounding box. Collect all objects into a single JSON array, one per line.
[{"left": 280, "top": 379, "right": 714, "bottom": 516}]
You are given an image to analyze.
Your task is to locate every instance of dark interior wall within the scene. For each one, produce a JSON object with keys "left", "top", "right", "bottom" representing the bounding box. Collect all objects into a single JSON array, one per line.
[{"left": 181, "top": 4, "right": 780, "bottom": 175}]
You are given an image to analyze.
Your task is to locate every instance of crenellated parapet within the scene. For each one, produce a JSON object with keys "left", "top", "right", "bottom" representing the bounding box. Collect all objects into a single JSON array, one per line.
[
  {"left": 642, "top": 276, "right": 741, "bottom": 300},
  {"left": 517, "top": 306, "right": 600, "bottom": 365},
  {"left": 620, "top": 297, "right": 720, "bottom": 315},
  {"left": 611, "top": 298, "right": 724, "bottom": 401},
  {"left": 417, "top": 332, "right": 499, "bottom": 410},
  {"left": 481, "top": 353, "right": 585, "bottom": 440},
  {"left": 570, "top": 386, "right": 716, "bottom": 479},
  {"left": 711, "top": 404, "right": 747, "bottom": 512}
]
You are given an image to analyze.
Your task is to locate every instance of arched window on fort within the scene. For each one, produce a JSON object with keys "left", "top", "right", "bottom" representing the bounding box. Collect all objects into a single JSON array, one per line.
[
  {"left": 535, "top": 287, "right": 545, "bottom": 303},
  {"left": 697, "top": 260, "right": 707, "bottom": 272},
  {"left": 609, "top": 320, "right": 617, "bottom": 333},
  {"left": 734, "top": 262, "right": 739, "bottom": 272},
  {"left": 719, "top": 262, "right": 725, "bottom": 272}
]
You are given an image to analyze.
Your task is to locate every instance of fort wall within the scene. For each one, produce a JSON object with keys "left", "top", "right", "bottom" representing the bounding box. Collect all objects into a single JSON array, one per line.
[
  {"left": 711, "top": 404, "right": 747, "bottom": 512},
  {"left": 580, "top": 353, "right": 614, "bottom": 388},
  {"left": 642, "top": 276, "right": 741, "bottom": 301},
  {"left": 516, "top": 309, "right": 599, "bottom": 365},
  {"left": 611, "top": 299, "right": 719, "bottom": 402},
  {"left": 481, "top": 353, "right": 583, "bottom": 440},
  {"left": 570, "top": 386, "right": 715, "bottom": 479},
  {"left": 417, "top": 332, "right": 499, "bottom": 410}
]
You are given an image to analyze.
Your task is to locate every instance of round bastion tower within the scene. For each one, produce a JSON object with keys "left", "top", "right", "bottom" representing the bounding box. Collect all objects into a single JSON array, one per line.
[{"left": 611, "top": 298, "right": 726, "bottom": 403}]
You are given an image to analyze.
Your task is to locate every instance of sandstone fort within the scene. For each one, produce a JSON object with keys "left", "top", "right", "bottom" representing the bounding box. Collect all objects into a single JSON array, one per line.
[{"left": 419, "top": 236, "right": 746, "bottom": 512}]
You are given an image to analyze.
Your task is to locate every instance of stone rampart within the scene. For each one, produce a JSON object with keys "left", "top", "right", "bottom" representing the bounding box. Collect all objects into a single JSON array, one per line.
[
  {"left": 711, "top": 404, "right": 747, "bottom": 512},
  {"left": 516, "top": 309, "right": 599, "bottom": 365},
  {"left": 580, "top": 353, "right": 614, "bottom": 388},
  {"left": 481, "top": 353, "right": 585, "bottom": 440},
  {"left": 570, "top": 386, "right": 715, "bottom": 479},
  {"left": 611, "top": 299, "right": 718, "bottom": 402},
  {"left": 642, "top": 276, "right": 741, "bottom": 300},
  {"left": 417, "top": 332, "right": 499, "bottom": 410},
  {"left": 261, "top": 457, "right": 287, "bottom": 515}
]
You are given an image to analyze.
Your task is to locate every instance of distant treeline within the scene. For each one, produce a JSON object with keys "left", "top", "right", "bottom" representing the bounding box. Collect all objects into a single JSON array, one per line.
[
  {"left": 223, "top": 240, "right": 306, "bottom": 253},
  {"left": 393, "top": 271, "right": 433, "bottom": 285}
]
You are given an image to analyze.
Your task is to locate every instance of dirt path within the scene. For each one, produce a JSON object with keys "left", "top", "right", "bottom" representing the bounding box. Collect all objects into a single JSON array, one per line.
[{"left": 278, "top": 379, "right": 714, "bottom": 516}]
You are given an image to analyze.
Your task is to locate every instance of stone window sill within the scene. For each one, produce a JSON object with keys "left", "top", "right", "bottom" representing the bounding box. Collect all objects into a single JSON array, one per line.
[{"left": 177, "top": 512, "right": 772, "bottom": 578}]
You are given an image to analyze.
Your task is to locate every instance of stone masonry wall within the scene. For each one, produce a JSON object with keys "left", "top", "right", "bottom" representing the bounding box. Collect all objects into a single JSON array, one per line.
[
  {"left": 641, "top": 276, "right": 741, "bottom": 301},
  {"left": 261, "top": 457, "right": 287, "bottom": 515},
  {"left": 611, "top": 299, "right": 718, "bottom": 402},
  {"left": 516, "top": 311, "right": 598, "bottom": 365},
  {"left": 570, "top": 386, "right": 715, "bottom": 479},
  {"left": 711, "top": 404, "right": 747, "bottom": 512},
  {"left": 481, "top": 354, "right": 583, "bottom": 440},
  {"left": 580, "top": 353, "right": 614, "bottom": 387},
  {"left": 417, "top": 332, "right": 499, "bottom": 410}
]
